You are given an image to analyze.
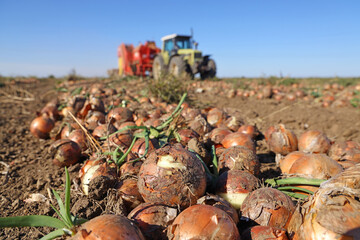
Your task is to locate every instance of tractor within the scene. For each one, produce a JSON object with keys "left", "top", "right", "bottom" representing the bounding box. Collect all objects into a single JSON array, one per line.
[{"left": 152, "top": 34, "right": 216, "bottom": 80}]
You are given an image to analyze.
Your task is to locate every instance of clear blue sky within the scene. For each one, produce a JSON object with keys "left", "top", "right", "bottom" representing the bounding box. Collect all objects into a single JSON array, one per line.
[{"left": 1, "top": 1, "right": 359, "bottom": 78}]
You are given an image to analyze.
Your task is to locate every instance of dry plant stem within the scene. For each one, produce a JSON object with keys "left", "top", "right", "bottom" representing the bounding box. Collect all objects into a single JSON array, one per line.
[
  {"left": 68, "top": 111, "right": 102, "bottom": 152},
  {"left": 0, "top": 89, "right": 35, "bottom": 101},
  {"left": 0, "top": 161, "right": 10, "bottom": 185}
]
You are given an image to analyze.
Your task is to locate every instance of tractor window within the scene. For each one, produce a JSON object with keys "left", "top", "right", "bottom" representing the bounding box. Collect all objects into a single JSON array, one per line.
[
  {"left": 164, "top": 40, "right": 174, "bottom": 52},
  {"left": 175, "top": 38, "right": 192, "bottom": 49}
]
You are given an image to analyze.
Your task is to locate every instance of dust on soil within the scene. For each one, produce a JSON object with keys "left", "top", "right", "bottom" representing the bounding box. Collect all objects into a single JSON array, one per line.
[{"left": 0, "top": 78, "right": 359, "bottom": 239}]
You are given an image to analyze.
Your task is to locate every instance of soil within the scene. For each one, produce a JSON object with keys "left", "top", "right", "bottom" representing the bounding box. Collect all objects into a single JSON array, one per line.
[{"left": 0, "top": 78, "right": 359, "bottom": 239}]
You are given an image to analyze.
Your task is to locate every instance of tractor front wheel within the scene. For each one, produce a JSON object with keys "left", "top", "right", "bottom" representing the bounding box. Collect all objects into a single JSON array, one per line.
[
  {"left": 153, "top": 55, "right": 165, "bottom": 80},
  {"left": 168, "top": 56, "right": 186, "bottom": 78}
]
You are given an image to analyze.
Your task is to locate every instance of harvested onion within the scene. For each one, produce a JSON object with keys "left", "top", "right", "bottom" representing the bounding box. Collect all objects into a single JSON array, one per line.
[
  {"left": 30, "top": 114, "right": 55, "bottom": 139},
  {"left": 137, "top": 144, "right": 206, "bottom": 208},
  {"left": 298, "top": 130, "right": 331, "bottom": 154},
  {"left": 167, "top": 204, "right": 240, "bottom": 240},
  {"left": 266, "top": 124, "right": 298, "bottom": 155},
  {"left": 241, "top": 187, "right": 295, "bottom": 229},
  {"left": 72, "top": 214, "right": 145, "bottom": 240}
]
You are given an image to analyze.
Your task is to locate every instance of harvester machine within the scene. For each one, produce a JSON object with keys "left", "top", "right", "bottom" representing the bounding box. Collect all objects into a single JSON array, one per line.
[{"left": 117, "top": 41, "right": 160, "bottom": 77}]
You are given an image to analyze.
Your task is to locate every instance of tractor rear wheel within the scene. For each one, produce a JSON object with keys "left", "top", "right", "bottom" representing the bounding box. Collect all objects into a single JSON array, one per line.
[
  {"left": 153, "top": 55, "right": 165, "bottom": 80},
  {"left": 200, "top": 59, "right": 216, "bottom": 80},
  {"left": 168, "top": 56, "right": 186, "bottom": 78}
]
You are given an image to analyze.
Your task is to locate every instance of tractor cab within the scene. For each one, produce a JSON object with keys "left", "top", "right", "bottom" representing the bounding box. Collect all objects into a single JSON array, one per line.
[
  {"left": 160, "top": 34, "right": 201, "bottom": 66},
  {"left": 162, "top": 34, "right": 192, "bottom": 54}
]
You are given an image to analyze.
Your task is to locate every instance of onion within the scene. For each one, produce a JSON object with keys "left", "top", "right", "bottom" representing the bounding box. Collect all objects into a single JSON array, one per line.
[
  {"left": 207, "top": 108, "right": 228, "bottom": 127},
  {"left": 287, "top": 164, "right": 360, "bottom": 240},
  {"left": 221, "top": 132, "right": 256, "bottom": 153},
  {"left": 175, "top": 128, "right": 200, "bottom": 145},
  {"left": 188, "top": 115, "right": 212, "bottom": 136},
  {"left": 30, "top": 114, "right": 55, "bottom": 139},
  {"left": 72, "top": 214, "right": 145, "bottom": 240},
  {"left": 89, "top": 96, "right": 105, "bottom": 113},
  {"left": 92, "top": 123, "right": 117, "bottom": 139},
  {"left": 266, "top": 124, "right": 298, "bottom": 155},
  {"left": 288, "top": 153, "right": 343, "bottom": 179},
  {"left": 279, "top": 151, "right": 308, "bottom": 174},
  {"left": 197, "top": 194, "right": 239, "bottom": 225},
  {"left": 131, "top": 138, "right": 159, "bottom": 157},
  {"left": 81, "top": 162, "right": 118, "bottom": 197},
  {"left": 68, "top": 129, "right": 88, "bottom": 151},
  {"left": 167, "top": 204, "right": 240, "bottom": 240},
  {"left": 109, "top": 129, "right": 133, "bottom": 148},
  {"left": 40, "top": 100, "right": 60, "bottom": 120},
  {"left": 85, "top": 111, "right": 105, "bottom": 130},
  {"left": 117, "top": 177, "right": 144, "bottom": 210},
  {"left": 328, "top": 140, "right": 360, "bottom": 164},
  {"left": 107, "top": 107, "right": 133, "bottom": 123},
  {"left": 241, "top": 187, "right": 295, "bottom": 229},
  {"left": 241, "top": 226, "right": 289, "bottom": 240},
  {"left": 128, "top": 202, "right": 178, "bottom": 240},
  {"left": 119, "top": 160, "right": 143, "bottom": 177},
  {"left": 224, "top": 115, "right": 244, "bottom": 131},
  {"left": 79, "top": 156, "right": 105, "bottom": 179},
  {"left": 209, "top": 127, "right": 233, "bottom": 145},
  {"left": 137, "top": 144, "right": 206, "bottom": 208},
  {"left": 298, "top": 130, "right": 331, "bottom": 154},
  {"left": 237, "top": 124, "right": 259, "bottom": 139},
  {"left": 48, "top": 139, "right": 81, "bottom": 167},
  {"left": 215, "top": 170, "right": 259, "bottom": 209},
  {"left": 218, "top": 146, "right": 260, "bottom": 176}
]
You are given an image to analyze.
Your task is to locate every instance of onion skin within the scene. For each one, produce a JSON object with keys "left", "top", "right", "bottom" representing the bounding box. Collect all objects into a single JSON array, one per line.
[
  {"left": 218, "top": 146, "right": 260, "bottom": 176},
  {"left": 279, "top": 151, "right": 308, "bottom": 174},
  {"left": 241, "top": 188, "right": 295, "bottom": 229},
  {"left": 30, "top": 115, "right": 55, "bottom": 139},
  {"left": 298, "top": 130, "right": 331, "bottom": 154},
  {"left": 288, "top": 164, "right": 360, "bottom": 240},
  {"left": 81, "top": 162, "right": 118, "bottom": 197},
  {"left": 128, "top": 202, "right": 178, "bottom": 240},
  {"left": 167, "top": 204, "right": 240, "bottom": 240},
  {"left": 221, "top": 132, "right": 256, "bottom": 153},
  {"left": 49, "top": 139, "right": 81, "bottom": 167},
  {"left": 215, "top": 170, "right": 259, "bottom": 210},
  {"left": 224, "top": 115, "right": 244, "bottom": 131},
  {"left": 137, "top": 144, "right": 206, "bottom": 209},
  {"left": 72, "top": 214, "right": 145, "bottom": 240},
  {"left": 197, "top": 194, "right": 239, "bottom": 225},
  {"left": 119, "top": 160, "right": 143, "bottom": 177},
  {"left": 117, "top": 177, "right": 144, "bottom": 210},
  {"left": 241, "top": 226, "right": 289, "bottom": 240},
  {"left": 288, "top": 153, "right": 343, "bottom": 179},
  {"left": 266, "top": 124, "right": 298, "bottom": 155}
]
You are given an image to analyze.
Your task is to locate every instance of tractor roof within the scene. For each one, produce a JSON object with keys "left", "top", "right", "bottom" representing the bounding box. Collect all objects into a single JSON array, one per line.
[{"left": 161, "top": 34, "right": 191, "bottom": 42}]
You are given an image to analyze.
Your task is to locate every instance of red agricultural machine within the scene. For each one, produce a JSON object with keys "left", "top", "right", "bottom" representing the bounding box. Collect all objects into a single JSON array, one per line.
[{"left": 117, "top": 41, "right": 161, "bottom": 77}]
